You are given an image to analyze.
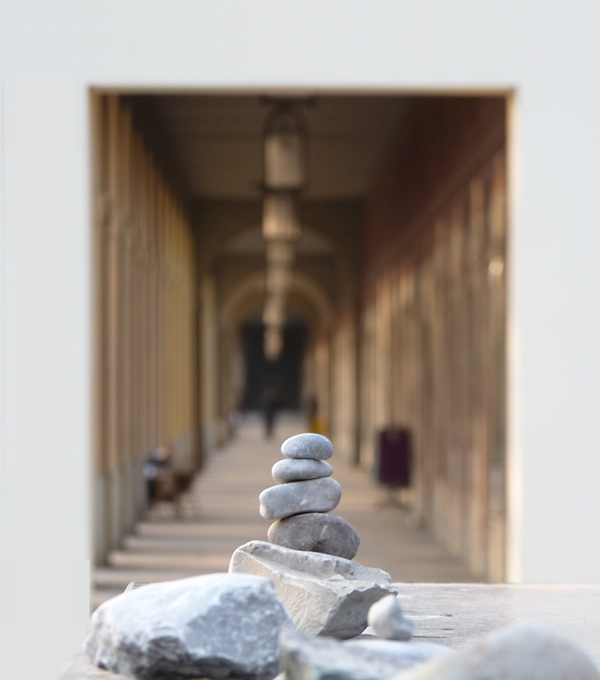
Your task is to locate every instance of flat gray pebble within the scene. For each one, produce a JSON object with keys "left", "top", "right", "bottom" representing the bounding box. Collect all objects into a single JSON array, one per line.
[
  {"left": 259, "top": 478, "right": 341, "bottom": 520},
  {"left": 281, "top": 433, "right": 333, "bottom": 460},
  {"left": 268, "top": 513, "right": 360, "bottom": 560},
  {"left": 272, "top": 458, "right": 333, "bottom": 483}
]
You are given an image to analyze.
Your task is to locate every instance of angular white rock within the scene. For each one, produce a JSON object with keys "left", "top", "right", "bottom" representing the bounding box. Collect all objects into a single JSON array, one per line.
[
  {"left": 272, "top": 458, "right": 333, "bottom": 483},
  {"left": 281, "top": 433, "right": 333, "bottom": 460},
  {"left": 229, "top": 541, "right": 396, "bottom": 639},
  {"left": 259, "top": 477, "right": 341, "bottom": 520},
  {"left": 83, "top": 572, "right": 294, "bottom": 680},
  {"left": 394, "top": 622, "right": 600, "bottom": 680},
  {"left": 368, "top": 593, "right": 414, "bottom": 641},
  {"left": 281, "top": 627, "right": 449, "bottom": 680}
]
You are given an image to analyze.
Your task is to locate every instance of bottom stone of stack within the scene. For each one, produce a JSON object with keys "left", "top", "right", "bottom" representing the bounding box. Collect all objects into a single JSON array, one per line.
[
  {"left": 268, "top": 513, "right": 360, "bottom": 560},
  {"left": 229, "top": 540, "right": 397, "bottom": 639}
]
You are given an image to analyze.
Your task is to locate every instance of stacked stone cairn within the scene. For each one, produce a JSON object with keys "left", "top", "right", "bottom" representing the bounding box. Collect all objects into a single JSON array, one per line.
[
  {"left": 76, "top": 433, "right": 600, "bottom": 680},
  {"left": 259, "top": 433, "right": 360, "bottom": 560}
]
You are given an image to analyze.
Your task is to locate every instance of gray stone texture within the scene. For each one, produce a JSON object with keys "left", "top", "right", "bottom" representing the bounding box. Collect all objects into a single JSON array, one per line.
[
  {"left": 229, "top": 541, "right": 396, "bottom": 639},
  {"left": 281, "top": 433, "right": 334, "bottom": 460},
  {"left": 272, "top": 458, "right": 333, "bottom": 483},
  {"left": 280, "top": 627, "right": 449, "bottom": 680},
  {"left": 394, "top": 622, "right": 600, "bottom": 680},
  {"left": 268, "top": 513, "right": 360, "bottom": 560},
  {"left": 368, "top": 593, "right": 414, "bottom": 641},
  {"left": 343, "top": 638, "right": 449, "bottom": 663},
  {"left": 259, "top": 477, "right": 342, "bottom": 520},
  {"left": 83, "top": 572, "right": 293, "bottom": 680},
  {"left": 56, "top": 583, "right": 600, "bottom": 680}
]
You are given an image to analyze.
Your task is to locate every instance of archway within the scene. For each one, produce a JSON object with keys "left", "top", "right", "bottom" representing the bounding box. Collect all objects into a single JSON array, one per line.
[{"left": 218, "top": 267, "right": 334, "bottom": 430}]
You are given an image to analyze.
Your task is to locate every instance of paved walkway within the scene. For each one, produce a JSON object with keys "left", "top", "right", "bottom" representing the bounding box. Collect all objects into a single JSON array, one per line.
[{"left": 93, "top": 414, "right": 475, "bottom": 609}]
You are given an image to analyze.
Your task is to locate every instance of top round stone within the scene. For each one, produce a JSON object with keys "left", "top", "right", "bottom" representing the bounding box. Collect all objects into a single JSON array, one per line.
[{"left": 281, "top": 433, "right": 333, "bottom": 460}]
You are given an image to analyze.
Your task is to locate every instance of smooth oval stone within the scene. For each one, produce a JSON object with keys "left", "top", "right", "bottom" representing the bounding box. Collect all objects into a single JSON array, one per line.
[
  {"left": 272, "top": 458, "right": 333, "bottom": 484},
  {"left": 268, "top": 513, "right": 360, "bottom": 560},
  {"left": 367, "top": 593, "right": 414, "bottom": 641},
  {"left": 281, "top": 433, "right": 334, "bottom": 460},
  {"left": 259, "top": 478, "right": 342, "bottom": 520}
]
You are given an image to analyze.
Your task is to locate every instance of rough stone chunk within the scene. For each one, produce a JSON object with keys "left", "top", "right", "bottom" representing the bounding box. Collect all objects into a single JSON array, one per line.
[
  {"left": 281, "top": 627, "right": 450, "bottom": 680},
  {"left": 268, "top": 513, "right": 360, "bottom": 560},
  {"left": 229, "top": 541, "right": 396, "bottom": 639},
  {"left": 83, "top": 572, "right": 293, "bottom": 680},
  {"left": 393, "top": 622, "right": 600, "bottom": 680},
  {"left": 281, "top": 433, "right": 334, "bottom": 460},
  {"left": 272, "top": 458, "right": 333, "bottom": 483},
  {"left": 368, "top": 593, "right": 414, "bottom": 641},
  {"left": 259, "top": 478, "right": 341, "bottom": 520}
]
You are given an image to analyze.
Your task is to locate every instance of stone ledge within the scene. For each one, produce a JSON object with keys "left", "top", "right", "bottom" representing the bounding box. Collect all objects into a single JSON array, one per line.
[{"left": 57, "top": 583, "right": 600, "bottom": 679}]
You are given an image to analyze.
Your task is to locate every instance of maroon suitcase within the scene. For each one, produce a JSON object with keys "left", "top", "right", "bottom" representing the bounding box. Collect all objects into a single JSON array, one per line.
[{"left": 376, "top": 428, "right": 412, "bottom": 487}]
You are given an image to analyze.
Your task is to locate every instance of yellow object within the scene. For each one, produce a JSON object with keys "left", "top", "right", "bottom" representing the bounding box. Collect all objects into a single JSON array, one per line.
[{"left": 311, "top": 417, "right": 328, "bottom": 436}]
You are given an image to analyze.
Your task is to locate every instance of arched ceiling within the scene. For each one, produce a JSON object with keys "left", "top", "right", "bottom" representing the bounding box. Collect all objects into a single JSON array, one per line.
[{"left": 220, "top": 270, "right": 332, "bottom": 337}]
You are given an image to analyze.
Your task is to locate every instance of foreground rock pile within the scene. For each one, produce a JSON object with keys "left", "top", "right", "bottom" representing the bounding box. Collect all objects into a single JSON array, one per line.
[
  {"left": 79, "top": 582, "right": 600, "bottom": 680},
  {"left": 72, "top": 430, "right": 600, "bottom": 680},
  {"left": 260, "top": 433, "right": 360, "bottom": 560}
]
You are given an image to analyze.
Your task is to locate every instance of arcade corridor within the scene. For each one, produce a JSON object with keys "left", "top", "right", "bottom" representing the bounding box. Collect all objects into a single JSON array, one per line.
[
  {"left": 91, "top": 91, "right": 508, "bottom": 589},
  {"left": 93, "top": 414, "right": 475, "bottom": 608}
]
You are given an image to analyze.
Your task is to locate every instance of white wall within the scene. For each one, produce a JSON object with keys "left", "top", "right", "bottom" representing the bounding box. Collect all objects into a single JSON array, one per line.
[{"left": 1, "top": 1, "right": 599, "bottom": 676}]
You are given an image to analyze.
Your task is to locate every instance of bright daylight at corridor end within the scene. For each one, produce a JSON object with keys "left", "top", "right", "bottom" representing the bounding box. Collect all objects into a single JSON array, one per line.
[{"left": 91, "top": 93, "right": 509, "bottom": 607}]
